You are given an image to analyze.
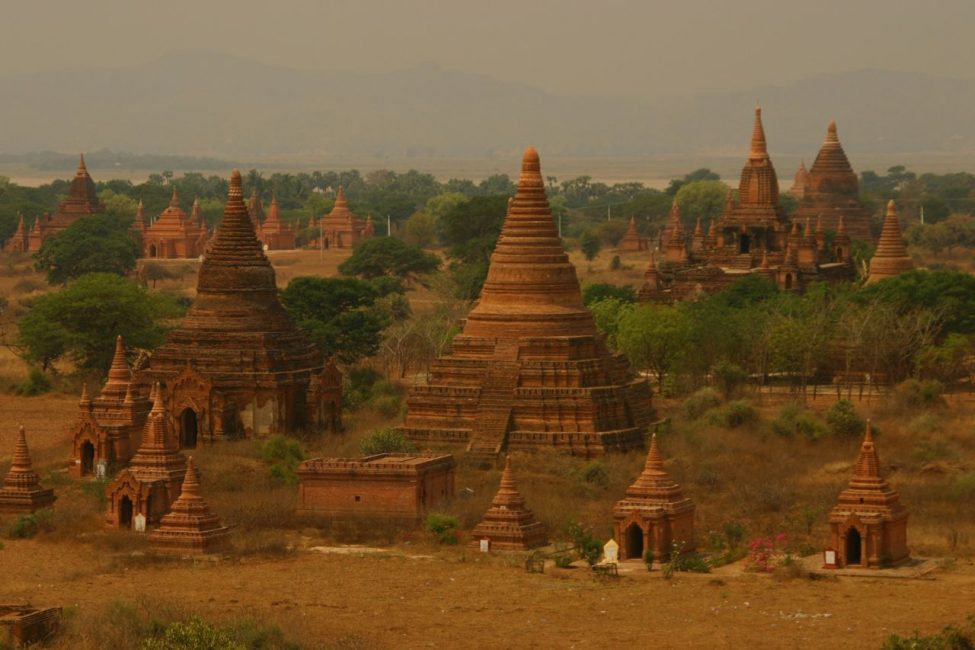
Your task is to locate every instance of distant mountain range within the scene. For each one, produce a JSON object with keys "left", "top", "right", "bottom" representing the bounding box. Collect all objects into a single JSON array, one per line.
[{"left": 1, "top": 51, "right": 973, "bottom": 162}]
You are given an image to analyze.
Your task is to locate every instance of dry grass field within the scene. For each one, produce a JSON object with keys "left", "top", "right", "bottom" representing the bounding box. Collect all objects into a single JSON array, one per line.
[{"left": 2, "top": 245, "right": 975, "bottom": 648}]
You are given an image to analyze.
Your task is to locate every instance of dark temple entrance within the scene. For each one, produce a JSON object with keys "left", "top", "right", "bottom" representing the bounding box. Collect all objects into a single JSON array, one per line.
[
  {"left": 846, "top": 528, "right": 862, "bottom": 565},
  {"left": 625, "top": 523, "right": 644, "bottom": 560},
  {"left": 119, "top": 496, "right": 133, "bottom": 529},
  {"left": 180, "top": 409, "right": 198, "bottom": 449},
  {"left": 81, "top": 441, "right": 95, "bottom": 476}
]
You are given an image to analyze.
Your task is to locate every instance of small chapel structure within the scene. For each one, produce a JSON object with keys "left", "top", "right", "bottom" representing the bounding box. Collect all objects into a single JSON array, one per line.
[
  {"left": 139, "top": 170, "right": 342, "bottom": 444},
  {"left": 318, "top": 187, "right": 373, "bottom": 249},
  {"left": 612, "top": 434, "right": 695, "bottom": 561},
  {"left": 140, "top": 189, "right": 209, "bottom": 259},
  {"left": 400, "top": 147, "right": 654, "bottom": 458},
  {"left": 827, "top": 423, "right": 909, "bottom": 568},
  {"left": 618, "top": 216, "right": 649, "bottom": 252},
  {"left": 148, "top": 456, "right": 230, "bottom": 554},
  {"left": 257, "top": 197, "right": 297, "bottom": 250}
]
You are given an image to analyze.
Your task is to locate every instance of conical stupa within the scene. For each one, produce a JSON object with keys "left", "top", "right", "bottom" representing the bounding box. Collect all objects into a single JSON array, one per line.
[
  {"left": 257, "top": 196, "right": 296, "bottom": 250},
  {"left": 827, "top": 422, "right": 909, "bottom": 567},
  {"left": 402, "top": 148, "right": 653, "bottom": 457},
  {"left": 470, "top": 457, "right": 547, "bottom": 551},
  {"left": 612, "top": 434, "right": 695, "bottom": 560},
  {"left": 0, "top": 426, "right": 56, "bottom": 513},
  {"left": 867, "top": 201, "right": 914, "bottom": 283},
  {"left": 794, "top": 121, "right": 873, "bottom": 240},
  {"left": 149, "top": 456, "right": 230, "bottom": 554},
  {"left": 143, "top": 171, "right": 339, "bottom": 441},
  {"left": 3, "top": 214, "right": 28, "bottom": 252},
  {"left": 619, "top": 216, "right": 647, "bottom": 252},
  {"left": 319, "top": 186, "right": 370, "bottom": 249}
]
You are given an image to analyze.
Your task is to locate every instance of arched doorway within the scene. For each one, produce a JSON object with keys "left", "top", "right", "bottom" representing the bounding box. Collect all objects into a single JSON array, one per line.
[
  {"left": 846, "top": 528, "right": 862, "bottom": 565},
  {"left": 119, "top": 496, "right": 133, "bottom": 529},
  {"left": 148, "top": 244, "right": 157, "bottom": 258},
  {"left": 739, "top": 233, "right": 751, "bottom": 254},
  {"left": 835, "top": 246, "right": 845, "bottom": 262},
  {"left": 180, "top": 408, "right": 198, "bottom": 449},
  {"left": 625, "top": 523, "right": 644, "bottom": 560},
  {"left": 784, "top": 273, "right": 793, "bottom": 290},
  {"left": 81, "top": 441, "right": 95, "bottom": 476}
]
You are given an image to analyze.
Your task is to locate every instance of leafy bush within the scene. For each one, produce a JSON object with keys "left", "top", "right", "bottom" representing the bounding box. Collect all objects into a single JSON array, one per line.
[
  {"left": 359, "top": 428, "right": 418, "bottom": 456},
  {"left": 261, "top": 435, "right": 305, "bottom": 486},
  {"left": 4, "top": 509, "right": 53, "bottom": 539},
  {"left": 771, "top": 404, "right": 829, "bottom": 440},
  {"left": 15, "top": 367, "right": 52, "bottom": 396},
  {"left": 722, "top": 521, "right": 746, "bottom": 549},
  {"left": 882, "top": 623, "right": 975, "bottom": 650},
  {"left": 578, "top": 461, "right": 609, "bottom": 487},
  {"left": 141, "top": 617, "right": 240, "bottom": 650},
  {"left": 711, "top": 360, "right": 747, "bottom": 399},
  {"left": 643, "top": 548, "right": 654, "bottom": 570},
  {"left": 609, "top": 255, "right": 622, "bottom": 271},
  {"left": 891, "top": 379, "right": 946, "bottom": 411},
  {"left": 825, "top": 399, "right": 865, "bottom": 438},
  {"left": 567, "top": 521, "right": 602, "bottom": 566},
  {"left": 343, "top": 367, "right": 384, "bottom": 410},
  {"left": 705, "top": 400, "right": 756, "bottom": 428},
  {"left": 950, "top": 473, "right": 975, "bottom": 501},
  {"left": 425, "top": 513, "right": 459, "bottom": 545},
  {"left": 682, "top": 387, "right": 722, "bottom": 420},
  {"left": 581, "top": 283, "right": 636, "bottom": 306},
  {"left": 675, "top": 552, "right": 711, "bottom": 573}
]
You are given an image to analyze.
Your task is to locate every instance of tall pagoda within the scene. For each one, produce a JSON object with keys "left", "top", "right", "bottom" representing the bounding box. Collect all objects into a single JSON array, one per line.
[
  {"left": 401, "top": 147, "right": 653, "bottom": 458},
  {"left": 140, "top": 170, "right": 342, "bottom": 445},
  {"left": 793, "top": 121, "right": 873, "bottom": 241},
  {"left": 867, "top": 201, "right": 914, "bottom": 283},
  {"left": 0, "top": 426, "right": 56, "bottom": 514}
]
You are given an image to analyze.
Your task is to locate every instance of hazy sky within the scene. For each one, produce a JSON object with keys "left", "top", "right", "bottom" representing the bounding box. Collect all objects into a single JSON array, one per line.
[{"left": 6, "top": 0, "right": 975, "bottom": 96}]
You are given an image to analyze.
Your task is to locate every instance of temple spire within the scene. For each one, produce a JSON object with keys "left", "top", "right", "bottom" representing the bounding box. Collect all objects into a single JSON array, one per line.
[
  {"left": 750, "top": 105, "right": 768, "bottom": 158},
  {"left": 868, "top": 201, "right": 914, "bottom": 283},
  {"left": 11, "top": 426, "right": 33, "bottom": 474},
  {"left": 79, "top": 382, "right": 92, "bottom": 410},
  {"left": 169, "top": 187, "right": 180, "bottom": 208}
]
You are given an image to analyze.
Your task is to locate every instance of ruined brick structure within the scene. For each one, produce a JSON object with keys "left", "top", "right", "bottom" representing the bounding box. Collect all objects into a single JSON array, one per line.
[
  {"left": 0, "top": 426, "right": 56, "bottom": 514},
  {"left": 247, "top": 188, "right": 265, "bottom": 225},
  {"left": 296, "top": 453, "right": 455, "bottom": 522},
  {"left": 401, "top": 147, "right": 653, "bottom": 458},
  {"left": 256, "top": 197, "right": 296, "bottom": 250},
  {"left": 640, "top": 108, "right": 855, "bottom": 303},
  {"left": 106, "top": 385, "right": 188, "bottom": 528},
  {"left": 140, "top": 188, "right": 209, "bottom": 259},
  {"left": 26, "top": 155, "right": 105, "bottom": 251},
  {"left": 618, "top": 216, "right": 648, "bottom": 252},
  {"left": 828, "top": 424, "right": 909, "bottom": 568},
  {"left": 148, "top": 456, "right": 230, "bottom": 554},
  {"left": 470, "top": 457, "right": 547, "bottom": 551},
  {"left": 70, "top": 336, "right": 152, "bottom": 477},
  {"left": 792, "top": 121, "right": 873, "bottom": 241},
  {"left": 867, "top": 200, "right": 914, "bottom": 284},
  {"left": 612, "top": 435, "right": 694, "bottom": 561},
  {"left": 318, "top": 187, "right": 372, "bottom": 249},
  {"left": 0, "top": 606, "right": 61, "bottom": 647},
  {"left": 789, "top": 161, "right": 809, "bottom": 199},
  {"left": 140, "top": 170, "right": 342, "bottom": 445}
]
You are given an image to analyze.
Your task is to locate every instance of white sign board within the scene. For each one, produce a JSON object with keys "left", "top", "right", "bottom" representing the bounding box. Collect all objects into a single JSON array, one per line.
[
  {"left": 479, "top": 539, "right": 490, "bottom": 553},
  {"left": 95, "top": 460, "right": 107, "bottom": 479},
  {"left": 824, "top": 549, "right": 836, "bottom": 565},
  {"left": 603, "top": 539, "right": 619, "bottom": 563},
  {"left": 133, "top": 513, "right": 147, "bottom": 533}
]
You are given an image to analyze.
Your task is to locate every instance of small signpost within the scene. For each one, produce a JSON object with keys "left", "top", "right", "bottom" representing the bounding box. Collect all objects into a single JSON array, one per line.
[
  {"left": 133, "top": 513, "right": 147, "bottom": 533},
  {"left": 479, "top": 539, "right": 490, "bottom": 553},
  {"left": 823, "top": 548, "right": 837, "bottom": 569},
  {"left": 603, "top": 539, "right": 619, "bottom": 564}
]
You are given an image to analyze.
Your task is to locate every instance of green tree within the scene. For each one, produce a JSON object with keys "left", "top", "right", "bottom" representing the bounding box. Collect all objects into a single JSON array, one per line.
[
  {"left": 617, "top": 304, "right": 688, "bottom": 385},
  {"left": 34, "top": 215, "right": 140, "bottom": 284},
  {"left": 582, "top": 283, "right": 637, "bottom": 306},
  {"left": 338, "top": 237, "right": 440, "bottom": 284},
  {"left": 580, "top": 230, "right": 601, "bottom": 261},
  {"left": 280, "top": 276, "right": 387, "bottom": 364},
  {"left": 17, "top": 273, "right": 183, "bottom": 372},
  {"left": 401, "top": 211, "right": 437, "bottom": 248},
  {"left": 437, "top": 194, "right": 509, "bottom": 299},
  {"left": 674, "top": 180, "right": 728, "bottom": 229}
]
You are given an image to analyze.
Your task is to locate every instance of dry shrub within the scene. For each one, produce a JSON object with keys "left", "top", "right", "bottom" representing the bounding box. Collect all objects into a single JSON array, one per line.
[{"left": 230, "top": 529, "right": 295, "bottom": 557}]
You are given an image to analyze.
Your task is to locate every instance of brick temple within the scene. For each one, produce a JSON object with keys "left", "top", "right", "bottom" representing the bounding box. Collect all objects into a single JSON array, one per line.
[
  {"left": 0, "top": 426, "right": 56, "bottom": 514},
  {"left": 140, "top": 188, "right": 209, "bottom": 259},
  {"left": 148, "top": 456, "right": 230, "bottom": 554},
  {"left": 470, "top": 457, "right": 547, "bottom": 551},
  {"left": 296, "top": 453, "right": 455, "bottom": 522},
  {"left": 69, "top": 336, "right": 151, "bottom": 477},
  {"left": 8, "top": 155, "right": 106, "bottom": 252},
  {"left": 827, "top": 423, "right": 909, "bottom": 568},
  {"left": 792, "top": 121, "right": 873, "bottom": 241},
  {"left": 139, "top": 170, "right": 342, "bottom": 445},
  {"left": 318, "top": 187, "right": 373, "bottom": 249},
  {"left": 640, "top": 107, "right": 855, "bottom": 302},
  {"left": 401, "top": 147, "right": 653, "bottom": 458},
  {"left": 256, "top": 196, "right": 296, "bottom": 250},
  {"left": 867, "top": 200, "right": 914, "bottom": 284},
  {"left": 612, "top": 434, "right": 695, "bottom": 561},
  {"left": 105, "top": 385, "right": 188, "bottom": 528}
]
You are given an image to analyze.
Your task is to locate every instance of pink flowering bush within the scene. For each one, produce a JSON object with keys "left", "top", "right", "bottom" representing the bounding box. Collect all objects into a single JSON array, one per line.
[{"left": 746, "top": 533, "right": 788, "bottom": 572}]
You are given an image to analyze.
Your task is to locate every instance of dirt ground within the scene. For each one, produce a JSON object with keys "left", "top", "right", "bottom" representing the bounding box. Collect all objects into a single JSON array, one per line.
[{"left": 2, "top": 535, "right": 974, "bottom": 649}]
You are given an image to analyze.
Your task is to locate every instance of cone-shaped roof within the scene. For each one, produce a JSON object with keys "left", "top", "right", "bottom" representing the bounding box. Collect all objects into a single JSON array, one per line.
[
  {"left": 463, "top": 147, "right": 596, "bottom": 339},
  {"left": 9, "top": 426, "right": 34, "bottom": 478},
  {"left": 247, "top": 188, "right": 265, "bottom": 225},
  {"left": 146, "top": 171, "right": 321, "bottom": 382},
  {"left": 868, "top": 201, "right": 914, "bottom": 283},
  {"left": 749, "top": 105, "right": 768, "bottom": 158},
  {"left": 470, "top": 456, "right": 547, "bottom": 551},
  {"left": 830, "top": 420, "right": 906, "bottom": 522},
  {"left": 13, "top": 214, "right": 25, "bottom": 237},
  {"left": 261, "top": 196, "right": 293, "bottom": 236},
  {"left": 126, "top": 383, "right": 187, "bottom": 483},
  {"left": 191, "top": 198, "right": 202, "bottom": 226},
  {"left": 720, "top": 107, "right": 784, "bottom": 229},
  {"left": 79, "top": 382, "right": 92, "bottom": 410},
  {"left": 321, "top": 186, "right": 366, "bottom": 231},
  {"left": 96, "top": 335, "right": 133, "bottom": 404},
  {"left": 809, "top": 120, "right": 855, "bottom": 178},
  {"left": 791, "top": 161, "right": 809, "bottom": 198},
  {"left": 134, "top": 199, "right": 146, "bottom": 231},
  {"left": 613, "top": 434, "right": 694, "bottom": 519}
]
